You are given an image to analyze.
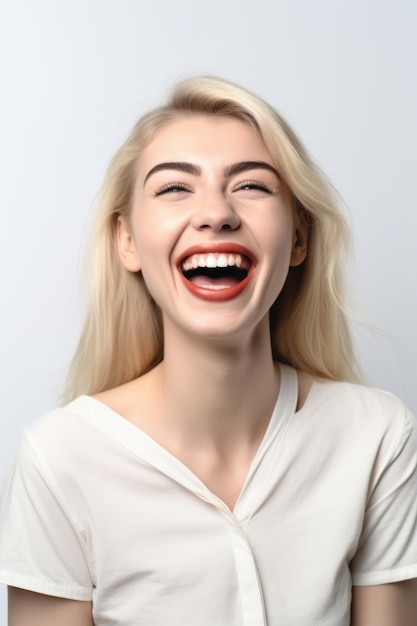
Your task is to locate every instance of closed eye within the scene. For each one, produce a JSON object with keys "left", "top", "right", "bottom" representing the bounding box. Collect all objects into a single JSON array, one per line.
[
  {"left": 233, "top": 180, "right": 273, "bottom": 193},
  {"left": 154, "top": 182, "right": 193, "bottom": 196}
]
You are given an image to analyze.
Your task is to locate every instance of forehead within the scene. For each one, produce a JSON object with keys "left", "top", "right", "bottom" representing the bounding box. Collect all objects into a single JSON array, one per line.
[{"left": 138, "top": 115, "right": 273, "bottom": 173}]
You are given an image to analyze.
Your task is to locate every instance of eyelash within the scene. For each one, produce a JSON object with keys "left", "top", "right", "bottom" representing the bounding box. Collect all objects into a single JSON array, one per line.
[
  {"left": 234, "top": 180, "right": 273, "bottom": 193},
  {"left": 155, "top": 180, "right": 273, "bottom": 197},
  {"left": 154, "top": 182, "right": 192, "bottom": 196}
]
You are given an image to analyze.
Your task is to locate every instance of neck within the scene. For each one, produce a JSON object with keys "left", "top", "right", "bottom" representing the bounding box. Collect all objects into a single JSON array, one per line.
[{"left": 154, "top": 316, "right": 280, "bottom": 453}]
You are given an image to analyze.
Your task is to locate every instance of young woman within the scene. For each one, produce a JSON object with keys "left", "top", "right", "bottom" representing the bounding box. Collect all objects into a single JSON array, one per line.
[{"left": 1, "top": 77, "right": 416, "bottom": 626}]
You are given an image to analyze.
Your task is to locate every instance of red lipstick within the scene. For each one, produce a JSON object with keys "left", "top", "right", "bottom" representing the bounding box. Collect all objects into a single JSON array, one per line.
[{"left": 177, "top": 243, "right": 257, "bottom": 302}]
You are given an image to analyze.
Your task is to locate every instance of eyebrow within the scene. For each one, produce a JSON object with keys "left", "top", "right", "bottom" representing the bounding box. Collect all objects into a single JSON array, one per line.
[
  {"left": 143, "top": 160, "right": 280, "bottom": 186},
  {"left": 143, "top": 162, "right": 201, "bottom": 185},
  {"left": 224, "top": 161, "right": 280, "bottom": 179}
]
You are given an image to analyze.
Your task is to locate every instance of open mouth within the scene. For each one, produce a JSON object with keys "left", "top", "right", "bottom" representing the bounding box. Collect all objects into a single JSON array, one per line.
[
  {"left": 181, "top": 252, "right": 251, "bottom": 290},
  {"left": 177, "top": 246, "right": 256, "bottom": 302}
]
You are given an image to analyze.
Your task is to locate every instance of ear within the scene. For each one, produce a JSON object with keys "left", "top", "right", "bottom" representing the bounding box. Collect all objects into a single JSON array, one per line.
[
  {"left": 290, "top": 209, "right": 309, "bottom": 267},
  {"left": 117, "top": 216, "right": 141, "bottom": 272}
]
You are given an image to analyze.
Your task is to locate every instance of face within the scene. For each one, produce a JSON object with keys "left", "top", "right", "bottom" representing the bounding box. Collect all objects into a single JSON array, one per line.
[{"left": 118, "top": 115, "right": 307, "bottom": 341}]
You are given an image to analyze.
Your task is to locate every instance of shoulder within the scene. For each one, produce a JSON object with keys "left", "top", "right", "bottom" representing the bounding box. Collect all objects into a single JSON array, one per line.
[
  {"left": 307, "top": 377, "right": 412, "bottom": 425},
  {"left": 300, "top": 378, "right": 416, "bottom": 462},
  {"left": 25, "top": 396, "right": 101, "bottom": 446},
  {"left": 16, "top": 396, "right": 116, "bottom": 481}
]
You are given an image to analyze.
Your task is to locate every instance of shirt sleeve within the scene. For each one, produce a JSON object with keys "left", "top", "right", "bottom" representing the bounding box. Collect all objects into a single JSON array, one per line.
[
  {"left": 351, "top": 403, "right": 417, "bottom": 586},
  {"left": 0, "top": 432, "right": 93, "bottom": 600}
]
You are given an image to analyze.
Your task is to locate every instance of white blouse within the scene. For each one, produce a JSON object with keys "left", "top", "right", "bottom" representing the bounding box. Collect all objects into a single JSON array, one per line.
[{"left": 1, "top": 364, "right": 416, "bottom": 625}]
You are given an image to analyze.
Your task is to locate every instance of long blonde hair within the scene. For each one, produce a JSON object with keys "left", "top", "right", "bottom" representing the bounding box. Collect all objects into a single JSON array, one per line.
[{"left": 65, "top": 76, "right": 361, "bottom": 401}]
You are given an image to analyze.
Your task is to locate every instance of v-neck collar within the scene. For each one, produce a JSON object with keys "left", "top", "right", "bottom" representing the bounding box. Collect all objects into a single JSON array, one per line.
[{"left": 66, "top": 363, "right": 299, "bottom": 522}]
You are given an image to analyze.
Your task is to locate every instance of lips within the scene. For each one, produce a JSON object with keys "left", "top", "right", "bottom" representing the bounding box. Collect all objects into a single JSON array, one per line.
[{"left": 177, "top": 243, "right": 257, "bottom": 302}]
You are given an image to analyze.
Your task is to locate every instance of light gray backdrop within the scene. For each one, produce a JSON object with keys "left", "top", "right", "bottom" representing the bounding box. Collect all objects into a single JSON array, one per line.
[{"left": 1, "top": 0, "right": 416, "bottom": 620}]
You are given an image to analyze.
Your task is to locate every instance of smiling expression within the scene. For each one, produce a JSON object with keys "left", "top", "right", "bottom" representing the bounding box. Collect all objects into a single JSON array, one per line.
[{"left": 118, "top": 115, "right": 307, "bottom": 340}]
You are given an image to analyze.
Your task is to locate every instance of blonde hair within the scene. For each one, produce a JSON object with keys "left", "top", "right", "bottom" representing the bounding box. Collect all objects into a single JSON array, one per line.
[{"left": 65, "top": 76, "right": 361, "bottom": 401}]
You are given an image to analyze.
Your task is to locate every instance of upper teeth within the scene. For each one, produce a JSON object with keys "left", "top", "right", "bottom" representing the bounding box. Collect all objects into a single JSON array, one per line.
[{"left": 181, "top": 253, "right": 250, "bottom": 272}]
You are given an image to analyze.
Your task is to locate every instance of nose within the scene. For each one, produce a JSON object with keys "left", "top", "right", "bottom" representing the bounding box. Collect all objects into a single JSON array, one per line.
[{"left": 190, "top": 193, "right": 240, "bottom": 232}]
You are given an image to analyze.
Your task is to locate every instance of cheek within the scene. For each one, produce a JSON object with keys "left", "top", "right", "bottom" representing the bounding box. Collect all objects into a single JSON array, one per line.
[
  {"left": 261, "top": 212, "right": 295, "bottom": 263},
  {"left": 132, "top": 217, "right": 179, "bottom": 304},
  {"left": 137, "top": 258, "right": 171, "bottom": 310}
]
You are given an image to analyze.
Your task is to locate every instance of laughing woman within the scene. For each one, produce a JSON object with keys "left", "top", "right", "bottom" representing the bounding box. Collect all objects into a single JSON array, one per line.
[{"left": 1, "top": 77, "right": 416, "bottom": 626}]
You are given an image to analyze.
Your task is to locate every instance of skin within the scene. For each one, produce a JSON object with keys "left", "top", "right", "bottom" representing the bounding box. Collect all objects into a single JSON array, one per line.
[
  {"left": 9, "top": 116, "right": 417, "bottom": 625},
  {"left": 350, "top": 580, "right": 417, "bottom": 624},
  {"left": 116, "top": 115, "right": 308, "bottom": 507},
  {"left": 8, "top": 587, "right": 93, "bottom": 626},
  {"left": 121, "top": 115, "right": 306, "bottom": 344}
]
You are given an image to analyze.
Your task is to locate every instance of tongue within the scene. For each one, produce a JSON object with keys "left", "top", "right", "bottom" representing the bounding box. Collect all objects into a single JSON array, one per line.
[{"left": 190, "top": 275, "right": 239, "bottom": 290}]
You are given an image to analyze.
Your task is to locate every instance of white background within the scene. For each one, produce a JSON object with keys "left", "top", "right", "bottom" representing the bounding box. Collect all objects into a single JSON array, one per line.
[{"left": 0, "top": 0, "right": 416, "bottom": 619}]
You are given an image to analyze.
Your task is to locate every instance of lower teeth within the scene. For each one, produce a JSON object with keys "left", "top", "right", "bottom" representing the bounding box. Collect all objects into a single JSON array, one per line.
[{"left": 205, "top": 284, "right": 230, "bottom": 290}]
